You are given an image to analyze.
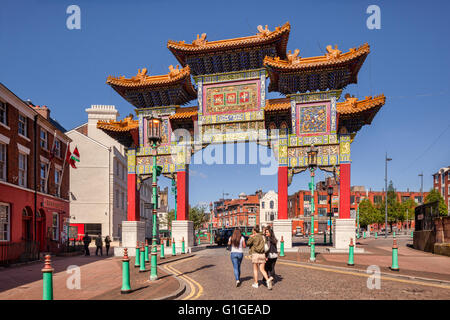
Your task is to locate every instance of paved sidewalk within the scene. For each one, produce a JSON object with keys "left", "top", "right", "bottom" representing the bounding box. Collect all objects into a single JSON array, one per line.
[
  {"left": 283, "top": 238, "right": 450, "bottom": 282},
  {"left": 0, "top": 247, "right": 191, "bottom": 300}
]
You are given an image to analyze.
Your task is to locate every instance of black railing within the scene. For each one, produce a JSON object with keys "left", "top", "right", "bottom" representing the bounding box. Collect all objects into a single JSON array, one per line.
[{"left": 0, "top": 240, "right": 40, "bottom": 266}]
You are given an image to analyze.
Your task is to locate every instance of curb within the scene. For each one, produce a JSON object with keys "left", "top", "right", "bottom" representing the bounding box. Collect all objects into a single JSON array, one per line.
[
  {"left": 157, "top": 275, "right": 186, "bottom": 300},
  {"left": 157, "top": 254, "right": 195, "bottom": 266},
  {"left": 278, "top": 258, "right": 450, "bottom": 286}
]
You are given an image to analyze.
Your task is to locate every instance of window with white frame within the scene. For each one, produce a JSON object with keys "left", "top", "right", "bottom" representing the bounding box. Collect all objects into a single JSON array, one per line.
[
  {"left": 18, "top": 153, "right": 27, "bottom": 187},
  {"left": 55, "top": 169, "right": 62, "bottom": 196},
  {"left": 0, "top": 143, "right": 6, "bottom": 181},
  {"left": 52, "top": 212, "right": 59, "bottom": 241},
  {"left": 18, "top": 114, "right": 27, "bottom": 136},
  {"left": 442, "top": 174, "right": 445, "bottom": 184},
  {"left": 54, "top": 139, "right": 61, "bottom": 158},
  {"left": 0, "top": 202, "right": 10, "bottom": 241},
  {"left": 40, "top": 162, "right": 48, "bottom": 193},
  {"left": 0, "top": 102, "right": 6, "bottom": 125},
  {"left": 40, "top": 129, "right": 48, "bottom": 149}
]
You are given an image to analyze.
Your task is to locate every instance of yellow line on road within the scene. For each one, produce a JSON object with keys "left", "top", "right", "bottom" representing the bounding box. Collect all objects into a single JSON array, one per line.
[
  {"left": 163, "top": 256, "right": 204, "bottom": 300},
  {"left": 276, "top": 260, "right": 450, "bottom": 290}
]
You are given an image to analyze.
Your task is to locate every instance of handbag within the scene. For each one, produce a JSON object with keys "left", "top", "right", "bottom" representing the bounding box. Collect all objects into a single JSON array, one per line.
[{"left": 264, "top": 237, "right": 270, "bottom": 253}]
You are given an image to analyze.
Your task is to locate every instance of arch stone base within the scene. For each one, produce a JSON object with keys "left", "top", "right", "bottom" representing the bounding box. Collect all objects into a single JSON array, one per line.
[
  {"left": 172, "top": 220, "right": 194, "bottom": 254},
  {"left": 273, "top": 219, "right": 293, "bottom": 250}
]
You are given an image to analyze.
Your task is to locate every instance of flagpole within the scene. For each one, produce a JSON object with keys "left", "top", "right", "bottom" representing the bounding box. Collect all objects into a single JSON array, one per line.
[
  {"left": 45, "top": 130, "right": 57, "bottom": 193},
  {"left": 59, "top": 141, "right": 70, "bottom": 197}
]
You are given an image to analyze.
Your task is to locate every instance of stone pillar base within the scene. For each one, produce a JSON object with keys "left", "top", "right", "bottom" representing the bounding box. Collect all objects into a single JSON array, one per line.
[
  {"left": 172, "top": 220, "right": 194, "bottom": 254},
  {"left": 114, "top": 221, "right": 145, "bottom": 256},
  {"left": 328, "top": 218, "right": 364, "bottom": 253},
  {"left": 273, "top": 219, "right": 293, "bottom": 249}
]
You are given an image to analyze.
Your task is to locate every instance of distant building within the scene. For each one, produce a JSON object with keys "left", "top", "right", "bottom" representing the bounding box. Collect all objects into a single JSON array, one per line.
[
  {"left": 433, "top": 166, "right": 450, "bottom": 215},
  {"left": 66, "top": 105, "right": 153, "bottom": 240},
  {"left": 260, "top": 190, "right": 278, "bottom": 228}
]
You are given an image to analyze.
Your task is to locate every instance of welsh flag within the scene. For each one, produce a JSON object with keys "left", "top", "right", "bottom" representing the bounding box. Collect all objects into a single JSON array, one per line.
[
  {"left": 66, "top": 145, "right": 79, "bottom": 169},
  {"left": 71, "top": 147, "right": 80, "bottom": 163}
]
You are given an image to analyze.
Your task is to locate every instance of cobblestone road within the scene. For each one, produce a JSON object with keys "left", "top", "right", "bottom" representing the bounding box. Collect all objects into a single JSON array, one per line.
[{"left": 166, "top": 246, "right": 450, "bottom": 300}]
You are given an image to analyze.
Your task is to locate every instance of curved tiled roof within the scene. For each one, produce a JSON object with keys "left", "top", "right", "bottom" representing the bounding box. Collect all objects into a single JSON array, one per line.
[
  {"left": 97, "top": 116, "right": 139, "bottom": 132},
  {"left": 169, "top": 107, "right": 198, "bottom": 120},
  {"left": 264, "top": 98, "right": 290, "bottom": 111},
  {"left": 263, "top": 43, "right": 370, "bottom": 71},
  {"left": 337, "top": 94, "right": 385, "bottom": 116}
]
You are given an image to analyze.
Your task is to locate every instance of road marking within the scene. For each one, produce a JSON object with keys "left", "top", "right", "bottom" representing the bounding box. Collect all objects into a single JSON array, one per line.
[
  {"left": 163, "top": 256, "right": 204, "bottom": 300},
  {"left": 276, "top": 260, "right": 450, "bottom": 290}
]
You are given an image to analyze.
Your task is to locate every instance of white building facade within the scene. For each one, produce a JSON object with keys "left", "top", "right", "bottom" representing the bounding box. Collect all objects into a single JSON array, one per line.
[
  {"left": 66, "top": 105, "right": 153, "bottom": 240},
  {"left": 260, "top": 190, "right": 278, "bottom": 228}
]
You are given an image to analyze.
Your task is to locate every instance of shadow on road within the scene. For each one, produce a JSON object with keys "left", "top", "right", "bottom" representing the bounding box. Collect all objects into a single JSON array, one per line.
[{"left": 176, "top": 264, "right": 215, "bottom": 277}]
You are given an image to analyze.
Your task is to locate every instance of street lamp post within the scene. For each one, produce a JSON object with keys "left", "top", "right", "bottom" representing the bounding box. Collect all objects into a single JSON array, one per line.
[
  {"left": 418, "top": 172, "right": 424, "bottom": 205},
  {"left": 327, "top": 185, "right": 333, "bottom": 245},
  {"left": 147, "top": 116, "right": 162, "bottom": 281},
  {"left": 385, "top": 153, "right": 392, "bottom": 238},
  {"left": 307, "top": 145, "right": 318, "bottom": 245}
]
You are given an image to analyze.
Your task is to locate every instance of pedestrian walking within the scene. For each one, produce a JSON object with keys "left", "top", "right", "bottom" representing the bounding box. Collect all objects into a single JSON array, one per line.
[
  {"left": 95, "top": 234, "right": 103, "bottom": 256},
  {"left": 263, "top": 226, "right": 278, "bottom": 283},
  {"left": 247, "top": 226, "right": 272, "bottom": 289},
  {"left": 105, "top": 235, "right": 112, "bottom": 256},
  {"left": 83, "top": 233, "right": 91, "bottom": 256},
  {"left": 227, "top": 229, "right": 246, "bottom": 287}
]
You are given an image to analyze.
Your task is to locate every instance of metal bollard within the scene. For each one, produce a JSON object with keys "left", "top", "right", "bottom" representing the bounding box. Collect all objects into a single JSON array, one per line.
[
  {"left": 160, "top": 240, "right": 165, "bottom": 259},
  {"left": 134, "top": 242, "right": 140, "bottom": 268},
  {"left": 139, "top": 243, "right": 146, "bottom": 272},
  {"left": 121, "top": 248, "right": 132, "bottom": 294},
  {"left": 324, "top": 232, "right": 326, "bottom": 244},
  {"left": 280, "top": 236, "right": 285, "bottom": 257},
  {"left": 375, "top": 232, "right": 378, "bottom": 239},
  {"left": 172, "top": 237, "right": 176, "bottom": 256},
  {"left": 181, "top": 237, "right": 185, "bottom": 254},
  {"left": 347, "top": 238, "right": 355, "bottom": 266},
  {"left": 363, "top": 231, "right": 366, "bottom": 239},
  {"left": 309, "top": 237, "right": 316, "bottom": 262},
  {"left": 42, "top": 255, "right": 54, "bottom": 300},
  {"left": 390, "top": 239, "right": 399, "bottom": 271},
  {"left": 145, "top": 240, "right": 149, "bottom": 262}
]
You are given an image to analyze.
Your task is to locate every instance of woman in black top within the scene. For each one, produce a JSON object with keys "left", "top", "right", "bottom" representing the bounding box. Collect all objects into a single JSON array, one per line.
[{"left": 263, "top": 226, "right": 278, "bottom": 282}]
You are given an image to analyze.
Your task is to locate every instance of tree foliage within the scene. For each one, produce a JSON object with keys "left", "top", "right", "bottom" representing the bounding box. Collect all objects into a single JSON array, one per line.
[
  {"left": 189, "top": 205, "right": 208, "bottom": 231},
  {"left": 425, "top": 189, "right": 448, "bottom": 216},
  {"left": 358, "top": 199, "right": 380, "bottom": 227}
]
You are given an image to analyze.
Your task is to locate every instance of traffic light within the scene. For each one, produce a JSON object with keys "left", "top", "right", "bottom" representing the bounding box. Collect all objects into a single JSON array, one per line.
[{"left": 155, "top": 165, "right": 162, "bottom": 176}]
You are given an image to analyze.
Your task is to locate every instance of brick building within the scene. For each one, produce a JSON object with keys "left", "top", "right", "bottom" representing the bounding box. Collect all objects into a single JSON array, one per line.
[
  {"left": 288, "top": 177, "right": 427, "bottom": 234},
  {"left": 0, "top": 83, "right": 71, "bottom": 261},
  {"left": 433, "top": 166, "right": 450, "bottom": 215},
  {"left": 210, "top": 191, "right": 262, "bottom": 229}
]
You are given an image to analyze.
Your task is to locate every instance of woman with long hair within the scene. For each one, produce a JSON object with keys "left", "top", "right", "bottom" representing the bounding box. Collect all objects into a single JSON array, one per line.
[
  {"left": 247, "top": 226, "right": 272, "bottom": 289},
  {"left": 228, "top": 228, "right": 246, "bottom": 287},
  {"left": 263, "top": 226, "right": 278, "bottom": 283}
]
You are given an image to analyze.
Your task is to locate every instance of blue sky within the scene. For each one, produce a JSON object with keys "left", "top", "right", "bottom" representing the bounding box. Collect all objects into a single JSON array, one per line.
[{"left": 1, "top": 0, "right": 449, "bottom": 210}]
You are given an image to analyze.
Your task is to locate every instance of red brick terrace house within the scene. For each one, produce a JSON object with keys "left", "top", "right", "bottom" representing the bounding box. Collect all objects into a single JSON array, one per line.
[{"left": 0, "top": 83, "right": 71, "bottom": 263}]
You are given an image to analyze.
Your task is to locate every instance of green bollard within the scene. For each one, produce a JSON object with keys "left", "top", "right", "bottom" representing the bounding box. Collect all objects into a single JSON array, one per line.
[
  {"left": 144, "top": 240, "right": 149, "bottom": 262},
  {"left": 356, "top": 232, "right": 360, "bottom": 239},
  {"left": 42, "top": 255, "right": 54, "bottom": 300},
  {"left": 121, "top": 248, "right": 132, "bottom": 294},
  {"left": 181, "top": 237, "right": 185, "bottom": 254},
  {"left": 347, "top": 238, "right": 355, "bottom": 266},
  {"left": 280, "top": 236, "right": 285, "bottom": 257},
  {"left": 134, "top": 242, "right": 140, "bottom": 268},
  {"left": 198, "top": 236, "right": 201, "bottom": 246},
  {"left": 390, "top": 239, "right": 400, "bottom": 271},
  {"left": 411, "top": 231, "right": 413, "bottom": 238},
  {"left": 160, "top": 241, "right": 165, "bottom": 259},
  {"left": 393, "top": 231, "right": 396, "bottom": 238},
  {"left": 324, "top": 232, "right": 327, "bottom": 244},
  {"left": 309, "top": 237, "right": 316, "bottom": 262},
  {"left": 375, "top": 232, "right": 378, "bottom": 239},
  {"left": 172, "top": 238, "right": 176, "bottom": 256},
  {"left": 363, "top": 231, "right": 366, "bottom": 239},
  {"left": 139, "top": 243, "right": 146, "bottom": 272}
]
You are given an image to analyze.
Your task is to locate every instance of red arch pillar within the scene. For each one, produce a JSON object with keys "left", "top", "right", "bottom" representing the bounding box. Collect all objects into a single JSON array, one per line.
[
  {"left": 278, "top": 166, "right": 288, "bottom": 220},
  {"left": 177, "top": 165, "right": 189, "bottom": 220},
  {"left": 339, "top": 163, "right": 351, "bottom": 219},
  {"left": 127, "top": 173, "right": 140, "bottom": 221}
]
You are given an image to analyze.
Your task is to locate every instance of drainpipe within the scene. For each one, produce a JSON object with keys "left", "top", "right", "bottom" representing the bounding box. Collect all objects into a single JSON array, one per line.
[{"left": 33, "top": 114, "right": 38, "bottom": 244}]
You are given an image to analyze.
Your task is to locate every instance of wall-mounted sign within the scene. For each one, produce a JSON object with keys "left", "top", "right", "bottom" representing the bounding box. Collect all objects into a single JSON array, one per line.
[{"left": 42, "top": 198, "right": 66, "bottom": 211}]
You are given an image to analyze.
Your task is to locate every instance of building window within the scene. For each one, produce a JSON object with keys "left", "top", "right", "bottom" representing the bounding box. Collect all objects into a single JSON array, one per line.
[
  {"left": 0, "top": 143, "right": 6, "bottom": 181},
  {"left": 319, "top": 195, "right": 327, "bottom": 205},
  {"left": 0, "top": 102, "right": 6, "bottom": 125},
  {"left": 40, "top": 163, "right": 48, "bottom": 193},
  {"left": 116, "top": 160, "right": 119, "bottom": 176},
  {"left": 121, "top": 192, "right": 124, "bottom": 210},
  {"left": 319, "top": 208, "right": 327, "bottom": 216},
  {"left": 442, "top": 187, "right": 445, "bottom": 197},
  {"left": 18, "top": 153, "right": 27, "bottom": 187},
  {"left": 442, "top": 174, "right": 445, "bottom": 184},
  {"left": 261, "top": 201, "right": 265, "bottom": 209},
  {"left": 54, "top": 139, "right": 61, "bottom": 158},
  {"left": 0, "top": 202, "right": 10, "bottom": 241},
  {"left": 401, "top": 196, "right": 410, "bottom": 203},
  {"left": 304, "top": 194, "right": 311, "bottom": 202},
  {"left": 116, "top": 190, "right": 120, "bottom": 208},
  {"left": 55, "top": 169, "right": 62, "bottom": 196},
  {"left": 373, "top": 195, "right": 383, "bottom": 204},
  {"left": 40, "top": 129, "right": 48, "bottom": 150},
  {"left": 18, "top": 114, "right": 27, "bottom": 137},
  {"left": 350, "top": 195, "right": 355, "bottom": 205},
  {"left": 270, "top": 201, "right": 274, "bottom": 209},
  {"left": 52, "top": 212, "right": 59, "bottom": 241},
  {"left": 414, "top": 196, "right": 422, "bottom": 204}
]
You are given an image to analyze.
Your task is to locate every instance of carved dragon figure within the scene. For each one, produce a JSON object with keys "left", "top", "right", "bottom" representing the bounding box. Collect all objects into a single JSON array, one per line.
[
  {"left": 192, "top": 33, "right": 207, "bottom": 46},
  {"left": 326, "top": 45, "right": 342, "bottom": 59},
  {"left": 257, "top": 25, "right": 271, "bottom": 37},
  {"left": 287, "top": 49, "right": 301, "bottom": 64},
  {"left": 168, "top": 65, "right": 181, "bottom": 78}
]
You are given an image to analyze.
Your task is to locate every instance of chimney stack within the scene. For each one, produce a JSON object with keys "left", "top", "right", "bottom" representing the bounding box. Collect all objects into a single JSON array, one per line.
[{"left": 33, "top": 105, "right": 50, "bottom": 119}]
